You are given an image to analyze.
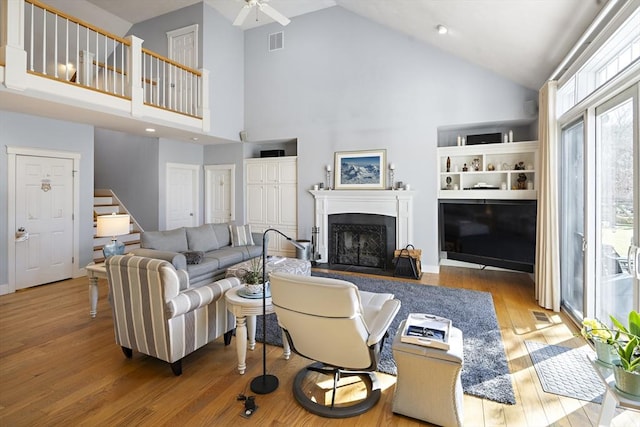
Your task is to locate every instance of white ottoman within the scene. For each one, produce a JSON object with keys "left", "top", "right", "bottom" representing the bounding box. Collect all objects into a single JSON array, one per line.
[{"left": 392, "top": 320, "right": 464, "bottom": 427}]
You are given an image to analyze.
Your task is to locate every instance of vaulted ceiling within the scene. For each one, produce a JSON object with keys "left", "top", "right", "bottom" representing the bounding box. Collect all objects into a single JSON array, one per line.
[{"left": 75, "top": 0, "right": 608, "bottom": 90}]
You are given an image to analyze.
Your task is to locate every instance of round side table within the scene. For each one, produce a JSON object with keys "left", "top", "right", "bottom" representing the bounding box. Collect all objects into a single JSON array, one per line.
[{"left": 225, "top": 286, "right": 290, "bottom": 374}]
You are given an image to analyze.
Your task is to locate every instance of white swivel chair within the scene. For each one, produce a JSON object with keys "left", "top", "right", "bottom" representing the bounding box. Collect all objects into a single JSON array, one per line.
[{"left": 269, "top": 272, "right": 400, "bottom": 418}]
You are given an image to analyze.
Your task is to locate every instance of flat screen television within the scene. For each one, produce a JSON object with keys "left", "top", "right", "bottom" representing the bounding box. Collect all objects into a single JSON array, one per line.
[{"left": 439, "top": 199, "right": 537, "bottom": 273}]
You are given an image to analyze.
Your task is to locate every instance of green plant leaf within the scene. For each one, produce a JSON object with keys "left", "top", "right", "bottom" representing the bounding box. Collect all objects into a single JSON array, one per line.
[
  {"left": 629, "top": 311, "right": 640, "bottom": 337},
  {"left": 611, "top": 314, "right": 629, "bottom": 334}
]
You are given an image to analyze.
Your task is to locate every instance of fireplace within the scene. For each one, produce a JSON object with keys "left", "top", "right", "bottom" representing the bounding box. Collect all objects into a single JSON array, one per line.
[
  {"left": 328, "top": 213, "right": 396, "bottom": 269},
  {"left": 310, "top": 189, "right": 414, "bottom": 266}
]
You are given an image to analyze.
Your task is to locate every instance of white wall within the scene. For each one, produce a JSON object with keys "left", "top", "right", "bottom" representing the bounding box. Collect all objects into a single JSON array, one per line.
[
  {"left": 243, "top": 6, "right": 538, "bottom": 270},
  {"left": 203, "top": 3, "right": 245, "bottom": 141}
]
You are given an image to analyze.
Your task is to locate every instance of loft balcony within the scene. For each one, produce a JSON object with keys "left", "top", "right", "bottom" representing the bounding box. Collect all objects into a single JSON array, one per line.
[{"left": 0, "top": 0, "right": 210, "bottom": 135}]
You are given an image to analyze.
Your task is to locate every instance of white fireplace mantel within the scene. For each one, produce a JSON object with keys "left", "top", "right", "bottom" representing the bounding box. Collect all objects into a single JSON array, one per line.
[{"left": 310, "top": 190, "right": 415, "bottom": 264}]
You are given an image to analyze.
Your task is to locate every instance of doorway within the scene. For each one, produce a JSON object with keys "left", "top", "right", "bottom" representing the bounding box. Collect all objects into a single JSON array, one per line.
[
  {"left": 204, "top": 164, "right": 235, "bottom": 224},
  {"left": 166, "top": 163, "right": 200, "bottom": 229},
  {"left": 6, "top": 147, "right": 80, "bottom": 294},
  {"left": 167, "top": 24, "right": 198, "bottom": 114}
]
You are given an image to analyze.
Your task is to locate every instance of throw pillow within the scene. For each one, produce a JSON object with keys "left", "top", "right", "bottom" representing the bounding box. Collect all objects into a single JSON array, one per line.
[
  {"left": 230, "top": 224, "right": 255, "bottom": 247},
  {"left": 183, "top": 251, "right": 205, "bottom": 265}
]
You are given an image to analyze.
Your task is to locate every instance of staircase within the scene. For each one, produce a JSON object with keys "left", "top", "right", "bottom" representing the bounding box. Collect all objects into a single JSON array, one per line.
[{"left": 93, "top": 189, "right": 142, "bottom": 263}]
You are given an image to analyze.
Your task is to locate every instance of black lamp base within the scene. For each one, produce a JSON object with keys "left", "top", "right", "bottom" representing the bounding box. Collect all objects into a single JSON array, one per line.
[{"left": 250, "top": 374, "right": 279, "bottom": 394}]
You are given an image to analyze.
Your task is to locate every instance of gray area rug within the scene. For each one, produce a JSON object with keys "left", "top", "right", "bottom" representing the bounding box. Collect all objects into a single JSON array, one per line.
[
  {"left": 525, "top": 341, "right": 604, "bottom": 403},
  {"left": 256, "top": 272, "right": 516, "bottom": 405}
]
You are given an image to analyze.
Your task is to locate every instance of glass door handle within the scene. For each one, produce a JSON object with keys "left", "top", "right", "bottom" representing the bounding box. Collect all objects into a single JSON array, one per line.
[
  {"left": 629, "top": 245, "right": 640, "bottom": 279},
  {"left": 636, "top": 246, "right": 640, "bottom": 280}
]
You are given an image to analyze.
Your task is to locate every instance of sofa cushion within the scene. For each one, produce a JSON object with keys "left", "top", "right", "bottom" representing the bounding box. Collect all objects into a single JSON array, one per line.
[
  {"left": 230, "top": 224, "right": 255, "bottom": 247},
  {"left": 186, "top": 224, "right": 220, "bottom": 252},
  {"left": 187, "top": 257, "right": 220, "bottom": 278},
  {"left": 141, "top": 228, "right": 188, "bottom": 252},
  {"left": 207, "top": 247, "right": 245, "bottom": 267},
  {"left": 212, "top": 223, "right": 231, "bottom": 247}
]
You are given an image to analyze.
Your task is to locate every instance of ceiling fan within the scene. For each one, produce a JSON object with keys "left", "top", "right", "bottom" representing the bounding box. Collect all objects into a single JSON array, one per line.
[{"left": 233, "top": 0, "right": 290, "bottom": 27}]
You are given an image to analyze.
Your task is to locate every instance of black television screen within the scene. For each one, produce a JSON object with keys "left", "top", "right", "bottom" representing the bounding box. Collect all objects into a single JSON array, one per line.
[{"left": 439, "top": 199, "right": 537, "bottom": 272}]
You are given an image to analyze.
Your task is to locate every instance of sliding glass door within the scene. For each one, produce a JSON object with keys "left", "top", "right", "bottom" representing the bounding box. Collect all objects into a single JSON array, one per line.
[
  {"left": 560, "top": 120, "right": 586, "bottom": 319},
  {"left": 594, "top": 90, "right": 638, "bottom": 323},
  {"left": 560, "top": 85, "right": 639, "bottom": 324}
]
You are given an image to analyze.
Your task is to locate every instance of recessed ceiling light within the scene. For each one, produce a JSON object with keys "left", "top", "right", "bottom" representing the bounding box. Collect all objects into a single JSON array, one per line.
[
  {"left": 436, "top": 25, "right": 448, "bottom": 35},
  {"left": 145, "top": 128, "right": 156, "bottom": 133},
  {"left": 191, "top": 137, "right": 199, "bottom": 141}
]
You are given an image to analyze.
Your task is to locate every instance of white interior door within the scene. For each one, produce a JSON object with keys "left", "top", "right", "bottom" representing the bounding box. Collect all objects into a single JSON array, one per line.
[
  {"left": 166, "top": 163, "right": 200, "bottom": 229},
  {"left": 205, "top": 164, "right": 235, "bottom": 224},
  {"left": 167, "top": 25, "right": 198, "bottom": 113},
  {"left": 15, "top": 155, "right": 73, "bottom": 289}
]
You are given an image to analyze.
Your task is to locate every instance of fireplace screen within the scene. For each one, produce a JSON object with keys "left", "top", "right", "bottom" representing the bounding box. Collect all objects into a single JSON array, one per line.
[{"left": 330, "top": 223, "right": 387, "bottom": 268}]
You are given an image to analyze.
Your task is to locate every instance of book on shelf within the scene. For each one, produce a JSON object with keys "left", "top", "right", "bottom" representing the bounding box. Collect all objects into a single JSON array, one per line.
[{"left": 400, "top": 313, "right": 452, "bottom": 350}]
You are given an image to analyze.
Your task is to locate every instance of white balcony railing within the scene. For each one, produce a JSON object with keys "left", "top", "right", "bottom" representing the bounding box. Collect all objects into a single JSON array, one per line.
[
  {"left": 0, "top": 0, "right": 209, "bottom": 128},
  {"left": 24, "top": 0, "right": 130, "bottom": 98}
]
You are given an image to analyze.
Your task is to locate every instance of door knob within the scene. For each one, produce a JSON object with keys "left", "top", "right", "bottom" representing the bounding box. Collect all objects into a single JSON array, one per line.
[{"left": 16, "top": 227, "right": 29, "bottom": 242}]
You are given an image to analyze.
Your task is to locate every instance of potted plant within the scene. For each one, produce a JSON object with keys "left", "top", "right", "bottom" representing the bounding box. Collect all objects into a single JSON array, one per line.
[
  {"left": 580, "top": 317, "right": 618, "bottom": 365},
  {"left": 240, "top": 256, "right": 264, "bottom": 295},
  {"left": 608, "top": 311, "right": 640, "bottom": 397}
]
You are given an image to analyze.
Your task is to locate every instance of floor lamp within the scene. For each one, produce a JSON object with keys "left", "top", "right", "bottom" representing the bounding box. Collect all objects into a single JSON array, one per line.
[{"left": 250, "top": 228, "right": 305, "bottom": 394}]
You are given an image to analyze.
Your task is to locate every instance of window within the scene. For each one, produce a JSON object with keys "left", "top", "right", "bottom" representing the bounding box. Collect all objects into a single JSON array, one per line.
[{"left": 557, "top": 8, "right": 640, "bottom": 116}]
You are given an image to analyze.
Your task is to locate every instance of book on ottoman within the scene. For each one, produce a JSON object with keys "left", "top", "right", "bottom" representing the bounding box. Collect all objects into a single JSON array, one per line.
[{"left": 401, "top": 313, "right": 452, "bottom": 350}]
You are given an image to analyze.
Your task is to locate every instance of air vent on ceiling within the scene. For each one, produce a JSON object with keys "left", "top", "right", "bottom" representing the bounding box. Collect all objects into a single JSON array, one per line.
[{"left": 269, "top": 31, "right": 284, "bottom": 51}]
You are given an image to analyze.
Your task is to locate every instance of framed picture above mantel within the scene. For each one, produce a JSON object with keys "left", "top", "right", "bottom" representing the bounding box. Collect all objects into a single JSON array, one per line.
[{"left": 334, "top": 149, "right": 386, "bottom": 190}]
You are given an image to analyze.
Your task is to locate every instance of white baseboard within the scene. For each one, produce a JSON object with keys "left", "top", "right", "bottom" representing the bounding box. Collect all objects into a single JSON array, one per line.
[
  {"left": 422, "top": 264, "right": 440, "bottom": 274},
  {"left": 0, "top": 283, "right": 13, "bottom": 296}
]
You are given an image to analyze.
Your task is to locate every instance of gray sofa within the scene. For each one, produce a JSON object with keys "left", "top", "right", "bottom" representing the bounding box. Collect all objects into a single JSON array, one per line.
[{"left": 131, "top": 223, "right": 262, "bottom": 287}]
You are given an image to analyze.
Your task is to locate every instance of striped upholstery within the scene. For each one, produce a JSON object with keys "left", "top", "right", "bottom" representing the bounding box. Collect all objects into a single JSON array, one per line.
[{"left": 105, "top": 255, "right": 240, "bottom": 364}]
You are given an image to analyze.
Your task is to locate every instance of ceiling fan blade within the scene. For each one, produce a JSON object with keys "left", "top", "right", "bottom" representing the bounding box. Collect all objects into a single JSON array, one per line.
[
  {"left": 233, "top": 5, "right": 252, "bottom": 26},
  {"left": 259, "top": 3, "right": 291, "bottom": 26}
]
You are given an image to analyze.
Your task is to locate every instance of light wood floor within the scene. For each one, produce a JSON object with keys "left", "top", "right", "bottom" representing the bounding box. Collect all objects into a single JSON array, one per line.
[{"left": 1, "top": 266, "right": 639, "bottom": 426}]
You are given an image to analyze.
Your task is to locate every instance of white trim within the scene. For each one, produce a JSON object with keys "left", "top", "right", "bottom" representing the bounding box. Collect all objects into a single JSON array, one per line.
[
  {"left": 309, "top": 189, "right": 415, "bottom": 265},
  {"left": 167, "top": 24, "right": 199, "bottom": 68},
  {"left": 165, "top": 162, "right": 200, "bottom": 229},
  {"left": 5, "top": 146, "right": 81, "bottom": 295},
  {"left": 204, "top": 164, "right": 236, "bottom": 223}
]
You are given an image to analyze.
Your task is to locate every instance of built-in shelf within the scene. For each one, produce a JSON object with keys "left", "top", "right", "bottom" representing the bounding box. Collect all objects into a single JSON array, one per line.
[{"left": 437, "top": 141, "right": 539, "bottom": 200}]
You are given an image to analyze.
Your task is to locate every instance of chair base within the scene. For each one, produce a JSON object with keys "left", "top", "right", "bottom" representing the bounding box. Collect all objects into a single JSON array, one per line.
[{"left": 292, "top": 362, "right": 381, "bottom": 418}]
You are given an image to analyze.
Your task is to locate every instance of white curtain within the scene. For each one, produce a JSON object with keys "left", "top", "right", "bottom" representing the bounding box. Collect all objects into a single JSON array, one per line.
[{"left": 535, "top": 80, "right": 561, "bottom": 312}]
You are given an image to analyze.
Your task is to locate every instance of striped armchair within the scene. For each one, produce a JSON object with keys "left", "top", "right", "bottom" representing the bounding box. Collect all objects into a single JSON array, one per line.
[{"left": 105, "top": 255, "right": 240, "bottom": 375}]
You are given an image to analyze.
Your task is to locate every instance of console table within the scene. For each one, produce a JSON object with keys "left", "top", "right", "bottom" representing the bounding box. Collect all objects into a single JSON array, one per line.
[
  {"left": 86, "top": 262, "right": 106, "bottom": 318},
  {"left": 590, "top": 356, "right": 640, "bottom": 426}
]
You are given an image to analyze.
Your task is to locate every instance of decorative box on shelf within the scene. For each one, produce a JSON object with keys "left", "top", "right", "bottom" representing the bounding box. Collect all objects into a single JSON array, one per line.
[{"left": 437, "top": 140, "right": 539, "bottom": 200}]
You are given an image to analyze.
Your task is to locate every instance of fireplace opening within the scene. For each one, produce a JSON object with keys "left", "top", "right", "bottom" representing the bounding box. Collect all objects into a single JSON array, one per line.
[
  {"left": 331, "top": 224, "right": 386, "bottom": 268},
  {"left": 328, "top": 213, "right": 396, "bottom": 270}
]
